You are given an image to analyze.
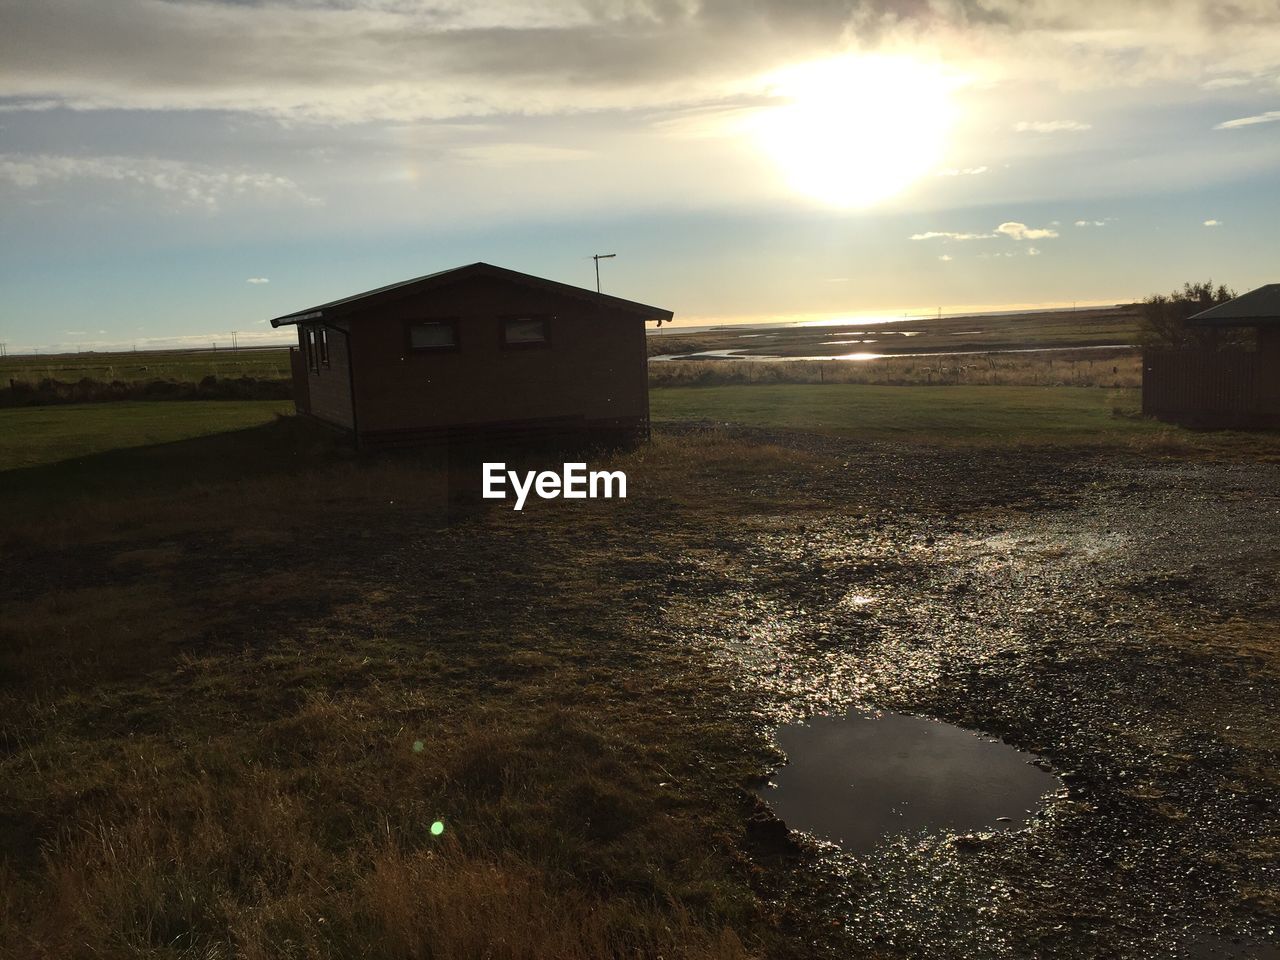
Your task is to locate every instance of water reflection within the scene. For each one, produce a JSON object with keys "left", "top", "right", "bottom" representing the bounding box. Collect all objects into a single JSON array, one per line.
[
  {"left": 650, "top": 343, "right": 1133, "bottom": 362},
  {"left": 759, "top": 710, "right": 1061, "bottom": 855}
]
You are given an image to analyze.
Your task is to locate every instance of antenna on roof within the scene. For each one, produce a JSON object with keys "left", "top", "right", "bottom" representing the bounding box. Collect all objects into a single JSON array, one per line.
[{"left": 591, "top": 253, "right": 616, "bottom": 294}]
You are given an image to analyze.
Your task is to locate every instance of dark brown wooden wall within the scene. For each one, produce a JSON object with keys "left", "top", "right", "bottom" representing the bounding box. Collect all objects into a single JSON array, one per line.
[
  {"left": 1261, "top": 330, "right": 1280, "bottom": 411},
  {"left": 300, "top": 324, "right": 355, "bottom": 429},
  {"left": 346, "top": 275, "right": 648, "bottom": 435},
  {"left": 288, "top": 346, "right": 310, "bottom": 415},
  {"left": 1142, "top": 348, "right": 1273, "bottom": 422}
]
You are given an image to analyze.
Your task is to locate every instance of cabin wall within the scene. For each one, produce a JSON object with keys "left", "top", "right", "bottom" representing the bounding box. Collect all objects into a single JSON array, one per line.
[
  {"left": 288, "top": 345, "right": 311, "bottom": 415},
  {"left": 1259, "top": 329, "right": 1280, "bottom": 410},
  {"left": 1142, "top": 346, "right": 1278, "bottom": 426},
  {"left": 347, "top": 276, "right": 648, "bottom": 437},
  {"left": 300, "top": 323, "right": 355, "bottom": 429}
]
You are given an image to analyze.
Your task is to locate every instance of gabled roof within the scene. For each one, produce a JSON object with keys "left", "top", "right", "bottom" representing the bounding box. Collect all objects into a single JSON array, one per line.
[
  {"left": 270, "top": 262, "right": 674, "bottom": 327},
  {"left": 1188, "top": 284, "right": 1280, "bottom": 326}
]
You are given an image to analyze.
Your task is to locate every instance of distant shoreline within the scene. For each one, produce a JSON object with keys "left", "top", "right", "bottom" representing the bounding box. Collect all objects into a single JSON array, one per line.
[
  {"left": 651, "top": 302, "right": 1138, "bottom": 336},
  {"left": 651, "top": 342, "right": 1138, "bottom": 362}
]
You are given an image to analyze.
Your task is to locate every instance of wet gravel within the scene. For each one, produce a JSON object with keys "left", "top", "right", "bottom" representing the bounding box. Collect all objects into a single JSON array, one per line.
[{"left": 657, "top": 424, "right": 1280, "bottom": 959}]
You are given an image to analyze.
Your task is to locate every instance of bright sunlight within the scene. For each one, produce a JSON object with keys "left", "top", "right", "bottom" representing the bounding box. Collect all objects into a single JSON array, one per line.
[{"left": 751, "top": 55, "right": 960, "bottom": 208}]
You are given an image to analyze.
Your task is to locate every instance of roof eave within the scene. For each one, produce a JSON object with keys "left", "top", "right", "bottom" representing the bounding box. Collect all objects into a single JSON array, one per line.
[
  {"left": 270, "top": 310, "right": 324, "bottom": 328},
  {"left": 1187, "top": 284, "right": 1280, "bottom": 324}
]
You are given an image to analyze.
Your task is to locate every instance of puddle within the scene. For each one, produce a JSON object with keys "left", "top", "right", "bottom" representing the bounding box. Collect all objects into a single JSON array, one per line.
[{"left": 759, "top": 710, "right": 1061, "bottom": 855}]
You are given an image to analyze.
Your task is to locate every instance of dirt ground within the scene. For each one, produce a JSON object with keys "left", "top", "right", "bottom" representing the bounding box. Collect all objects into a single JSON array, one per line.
[
  {"left": 653, "top": 425, "right": 1280, "bottom": 958},
  {"left": 2, "top": 421, "right": 1277, "bottom": 958}
]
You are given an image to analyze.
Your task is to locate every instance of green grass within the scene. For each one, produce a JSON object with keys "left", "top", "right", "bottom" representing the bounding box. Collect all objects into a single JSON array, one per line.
[
  {"left": 651, "top": 384, "right": 1160, "bottom": 445},
  {"left": 0, "top": 385, "right": 1270, "bottom": 482},
  {"left": 0, "top": 400, "right": 294, "bottom": 470}
]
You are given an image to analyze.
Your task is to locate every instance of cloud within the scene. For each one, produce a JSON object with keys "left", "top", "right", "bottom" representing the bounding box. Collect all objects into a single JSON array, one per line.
[
  {"left": 0, "top": 0, "right": 770, "bottom": 123},
  {"left": 1026, "top": 246, "right": 1041, "bottom": 256},
  {"left": 451, "top": 143, "right": 592, "bottom": 166},
  {"left": 909, "top": 230, "right": 996, "bottom": 241},
  {"left": 3, "top": 0, "right": 1280, "bottom": 125},
  {"left": 913, "top": 221, "right": 1061, "bottom": 243},
  {"left": 1074, "top": 219, "right": 1112, "bottom": 227},
  {"left": 938, "top": 254, "right": 953, "bottom": 261},
  {"left": 996, "top": 221, "right": 1059, "bottom": 240},
  {"left": 1203, "top": 219, "right": 1222, "bottom": 226},
  {"left": 0, "top": 154, "right": 320, "bottom": 210},
  {"left": 246, "top": 277, "right": 270, "bottom": 284},
  {"left": 1014, "top": 120, "right": 1092, "bottom": 133},
  {"left": 936, "top": 166, "right": 989, "bottom": 177},
  {"left": 1214, "top": 110, "right": 1280, "bottom": 129},
  {"left": 1201, "top": 76, "right": 1252, "bottom": 90}
]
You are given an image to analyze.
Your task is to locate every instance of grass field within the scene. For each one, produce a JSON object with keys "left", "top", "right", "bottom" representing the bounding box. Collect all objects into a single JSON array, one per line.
[
  {"left": 0, "top": 419, "right": 801, "bottom": 959},
  {"left": 1, "top": 385, "right": 1271, "bottom": 478},
  {"left": 0, "top": 347, "right": 292, "bottom": 385},
  {"left": 0, "top": 400, "right": 294, "bottom": 470},
  {"left": 652, "top": 384, "right": 1160, "bottom": 445},
  {"left": 2, "top": 388, "right": 1277, "bottom": 958},
  {"left": 648, "top": 351, "right": 1142, "bottom": 389}
]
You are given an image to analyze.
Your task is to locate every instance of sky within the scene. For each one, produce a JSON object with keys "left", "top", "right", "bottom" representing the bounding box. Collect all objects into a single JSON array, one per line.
[{"left": 1, "top": 0, "right": 1279, "bottom": 350}]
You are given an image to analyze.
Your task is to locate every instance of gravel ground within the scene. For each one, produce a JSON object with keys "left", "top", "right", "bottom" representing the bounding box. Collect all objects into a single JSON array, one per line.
[{"left": 655, "top": 424, "right": 1280, "bottom": 959}]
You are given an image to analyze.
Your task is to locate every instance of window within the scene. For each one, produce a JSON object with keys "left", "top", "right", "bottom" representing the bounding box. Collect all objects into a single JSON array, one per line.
[
  {"left": 408, "top": 319, "right": 459, "bottom": 352},
  {"left": 304, "top": 327, "right": 319, "bottom": 373},
  {"left": 502, "top": 316, "right": 548, "bottom": 347},
  {"left": 303, "top": 326, "right": 329, "bottom": 372}
]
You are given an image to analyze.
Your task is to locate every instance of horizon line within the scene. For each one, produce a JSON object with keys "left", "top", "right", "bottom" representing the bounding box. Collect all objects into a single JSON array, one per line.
[{"left": 0, "top": 297, "right": 1139, "bottom": 356}]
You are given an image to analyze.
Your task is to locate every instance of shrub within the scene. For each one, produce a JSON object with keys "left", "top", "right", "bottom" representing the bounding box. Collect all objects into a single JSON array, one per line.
[{"left": 1140, "top": 281, "right": 1244, "bottom": 350}]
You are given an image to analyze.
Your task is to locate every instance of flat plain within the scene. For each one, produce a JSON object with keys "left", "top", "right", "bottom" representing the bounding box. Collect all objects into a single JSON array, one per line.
[{"left": 1, "top": 377, "right": 1277, "bottom": 959}]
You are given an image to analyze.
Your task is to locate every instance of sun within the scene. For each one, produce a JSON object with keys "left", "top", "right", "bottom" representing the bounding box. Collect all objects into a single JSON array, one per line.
[{"left": 750, "top": 55, "right": 959, "bottom": 208}]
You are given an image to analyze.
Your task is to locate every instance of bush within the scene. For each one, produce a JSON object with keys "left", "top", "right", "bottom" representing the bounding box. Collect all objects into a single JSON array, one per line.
[{"left": 1140, "top": 281, "right": 1243, "bottom": 349}]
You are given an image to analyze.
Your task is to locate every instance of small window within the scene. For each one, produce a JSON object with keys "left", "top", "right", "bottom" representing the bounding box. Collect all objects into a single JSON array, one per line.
[
  {"left": 305, "top": 327, "right": 319, "bottom": 373},
  {"left": 317, "top": 327, "right": 329, "bottom": 367},
  {"left": 408, "top": 320, "right": 459, "bottom": 352},
  {"left": 503, "top": 316, "right": 548, "bottom": 347}
]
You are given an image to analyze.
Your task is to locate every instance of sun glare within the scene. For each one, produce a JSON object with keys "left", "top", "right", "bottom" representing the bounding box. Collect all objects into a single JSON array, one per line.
[{"left": 751, "top": 55, "right": 959, "bottom": 208}]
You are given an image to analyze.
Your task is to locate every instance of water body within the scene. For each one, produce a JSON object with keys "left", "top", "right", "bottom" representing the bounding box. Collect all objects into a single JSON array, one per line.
[
  {"left": 650, "top": 343, "right": 1135, "bottom": 363},
  {"left": 758, "top": 710, "right": 1062, "bottom": 855}
]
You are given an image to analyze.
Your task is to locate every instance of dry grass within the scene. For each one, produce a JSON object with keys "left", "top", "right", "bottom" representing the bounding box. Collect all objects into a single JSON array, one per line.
[
  {"left": 0, "top": 428, "right": 837, "bottom": 960},
  {"left": 648, "top": 352, "right": 1142, "bottom": 389},
  {"left": 10, "top": 705, "right": 757, "bottom": 959}
]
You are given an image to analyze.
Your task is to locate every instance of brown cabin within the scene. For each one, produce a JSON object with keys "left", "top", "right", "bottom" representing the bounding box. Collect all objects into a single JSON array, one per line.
[
  {"left": 272, "top": 263, "right": 674, "bottom": 446},
  {"left": 1142, "top": 283, "right": 1280, "bottom": 428}
]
